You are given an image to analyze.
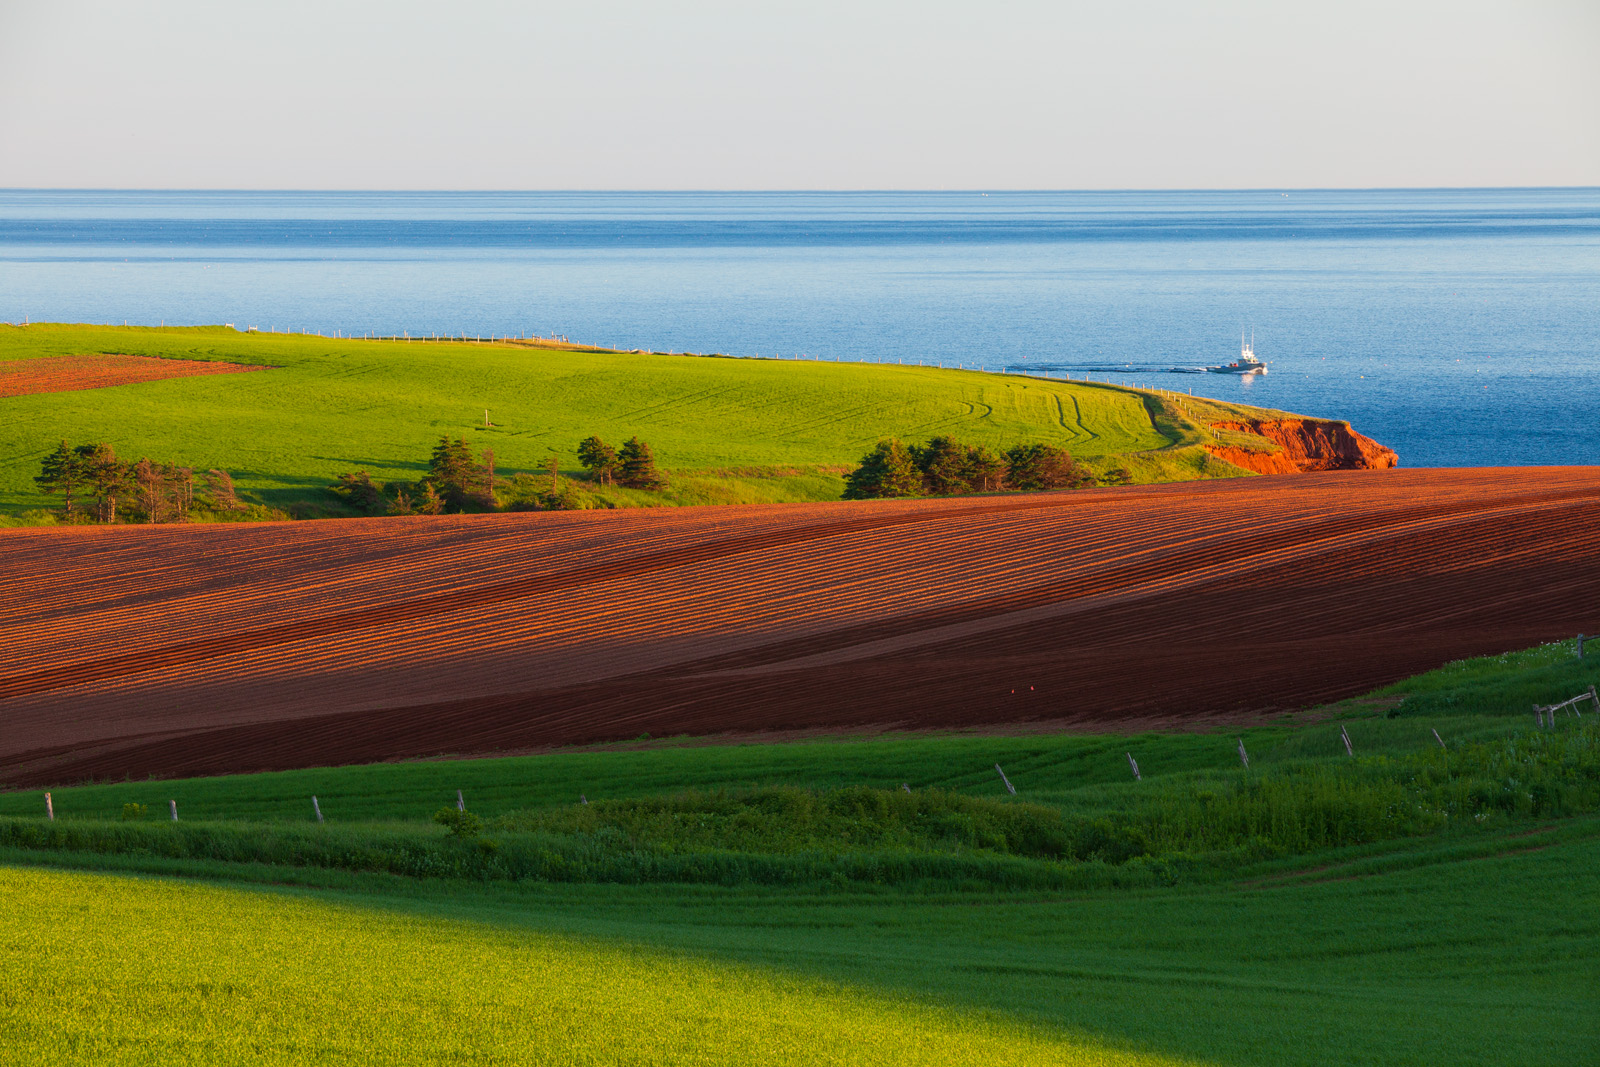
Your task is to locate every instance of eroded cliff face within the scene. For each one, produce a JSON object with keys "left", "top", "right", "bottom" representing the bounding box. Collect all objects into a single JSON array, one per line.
[{"left": 1207, "top": 419, "right": 1398, "bottom": 475}]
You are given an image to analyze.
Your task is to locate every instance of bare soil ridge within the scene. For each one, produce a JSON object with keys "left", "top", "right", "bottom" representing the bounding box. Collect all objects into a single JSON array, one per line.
[{"left": 2, "top": 468, "right": 1596, "bottom": 787}]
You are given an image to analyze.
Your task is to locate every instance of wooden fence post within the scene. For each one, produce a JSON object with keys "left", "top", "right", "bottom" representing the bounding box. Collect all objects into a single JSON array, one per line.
[
  {"left": 44, "top": 792, "right": 53, "bottom": 821},
  {"left": 1578, "top": 634, "right": 1586, "bottom": 660},
  {"left": 1587, "top": 686, "right": 1598, "bottom": 717},
  {"left": 1237, "top": 738, "right": 1250, "bottom": 769},
  {"left": 994, "top": 764, "right": 1016, "bottom": 795},
  {"left": 456, "top": 790, "right": 465, "bottom": 812},
  {"left": 1127, "top": 753, "right": 1141, "bottom": 781},
  {"left": 169, "top": 800, "right": 178, "bottom": 822},
  {"left": 1341, "top": 725, "right": 1354, "bottom": 757},
  {"left": 312, "top": 796, "right": 324, "bottom": 823}
]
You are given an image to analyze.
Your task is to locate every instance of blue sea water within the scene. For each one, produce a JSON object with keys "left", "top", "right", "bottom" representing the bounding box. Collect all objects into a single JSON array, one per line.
[{"left": 2, "top": 188, "right": 1598, "bottom": 468}]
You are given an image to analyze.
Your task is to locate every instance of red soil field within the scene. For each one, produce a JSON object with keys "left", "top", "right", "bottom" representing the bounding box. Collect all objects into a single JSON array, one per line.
[
  {"left": 2, "top": 467, "right": 1599, "bottom": 787},
  {"left": 0, "top": 354, "right": 271, "bottom": 397}
]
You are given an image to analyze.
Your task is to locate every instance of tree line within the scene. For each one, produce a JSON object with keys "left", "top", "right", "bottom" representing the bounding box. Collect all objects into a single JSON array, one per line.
[
  {"left": 842, "top": 436, "right": 1131, "bottom": 500},
  {"left": 35, "top": 441, "right": 244, "bottom": 523},
  {"left": 577, "top": 436, "right": 665, "bottom": 490},
  {"left": 332, "top": 435, "right": 667, "bottom": 516}
]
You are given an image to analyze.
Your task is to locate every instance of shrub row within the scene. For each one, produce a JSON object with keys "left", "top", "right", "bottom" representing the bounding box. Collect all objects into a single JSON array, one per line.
[
  {"left": 4, "top": 724, "right": 1593, "bottom": 887},
  {"left": 332, "top": 434, "right": 668, "bottom": 516},
  {"left": 842, "top": 436, "right": 1129, "bottom": 500},
  {"left": 34, "top": 440, "right": 246, "bottom": 524}
]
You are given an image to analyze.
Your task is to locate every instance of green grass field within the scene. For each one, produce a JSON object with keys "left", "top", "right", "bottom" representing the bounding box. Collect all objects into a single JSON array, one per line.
[
  {"left": 3, "top": 829, "right": 1594, "bottom": 1067},
  {"left": 0, "top": 323, "right": 1271, "bottom": 517},
  {"left": 2, "top": 640, "right": 1597, "bottom": 1064}
]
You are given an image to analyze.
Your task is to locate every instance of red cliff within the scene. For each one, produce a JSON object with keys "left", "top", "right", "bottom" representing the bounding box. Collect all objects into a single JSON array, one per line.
[{"left": 1207, "top": 419, "right": 1398, "bottom": 474}]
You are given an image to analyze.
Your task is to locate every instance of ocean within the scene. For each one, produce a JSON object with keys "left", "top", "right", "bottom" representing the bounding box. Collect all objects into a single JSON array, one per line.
[{"left": 3, "top": 188, "right": 1597, "bottom": 468}]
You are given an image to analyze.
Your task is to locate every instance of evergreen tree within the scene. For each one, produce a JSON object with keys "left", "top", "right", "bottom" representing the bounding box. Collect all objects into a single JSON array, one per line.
[
  {"left": 577, "top": 436, "right": 621, "bottom": 486},
  {"left": 427, "top": 436, "right": 490, "bottom": 510},
  {"left": 1099, "top": 466, "right": 1134, "bottom": 486},
  {"left": 962, "top": 445, "right": 1008, "bottom": 493},
  {"left": 617, "top": 436, "right": 666, "bottom": 489},
  {"left": 1005, "top": 443, "right": 1092, "bottom": 492},
  {"left": 415, "top": 482, "right": 446, "bottom": 515},
  {"left": 909, "top": 436, "right": 971, "bottom": 495},
  {"left": 842, "top": 439, "right": 921, "bottom": 499},
  {"left": 332, "top": 471, "right": 384, "bottom": 512},
  {"left": 386, "top": 488, "right": 416, "bottom": 516},
  {"left": 76, "top": 443, "right": 127, "bottom": 523},
  {"left": 35, "top": 440, "right": 88, "bottom": 518}
]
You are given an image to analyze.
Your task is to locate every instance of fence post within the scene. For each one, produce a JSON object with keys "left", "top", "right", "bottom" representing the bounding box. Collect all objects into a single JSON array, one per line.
[
  {"left": 312, "top": 796, "right": 324, "bottom": 823},
  {"left": 1579, "top": 634, "right": 1586, "bottom": 661},
  {"left": 1127, "top": 753, "right": 1141, "bottom": 781},
  {"left": 994, "top": 764, "right": 1016, "bottom": 795},
  {"left": 1432, "top": 728, "right": 1447, "bottom": 750},
  {"left": 169, "top": 800, "right": 178, "bottom": 822},
  {"left": 1237, "top": 738, "right": 1250, "bottom": 769},
  {"left": 1535, "top": 705, "right": 1545, "bottom": 728},
  {"left": 44, "top": 792, "right": 53, "bottom": 821},
  {"left": 1341, "top": 725, "right": 1354, "bottom": 757},
  {"left": 456, "top": 790, "right": 465, "bottom": 812},
  {"left": 1588, "top": 686, "right": 1598, "bottom": 717}
]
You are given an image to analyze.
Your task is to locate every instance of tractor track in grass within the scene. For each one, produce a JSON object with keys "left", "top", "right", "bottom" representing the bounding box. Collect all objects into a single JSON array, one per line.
[{"left": 3, "top": 468, "right": 1599, "bottom": 785}]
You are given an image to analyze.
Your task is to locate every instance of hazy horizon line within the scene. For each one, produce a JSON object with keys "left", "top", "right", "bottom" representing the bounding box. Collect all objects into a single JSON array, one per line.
[{"left": 5, "top": 185, "right": 1598, "bottom": 196}]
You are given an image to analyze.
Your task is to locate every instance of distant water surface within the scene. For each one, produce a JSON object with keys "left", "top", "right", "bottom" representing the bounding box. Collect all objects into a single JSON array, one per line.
[{"left": 2, "top": 188, "right": 1598, "bottom": 467}]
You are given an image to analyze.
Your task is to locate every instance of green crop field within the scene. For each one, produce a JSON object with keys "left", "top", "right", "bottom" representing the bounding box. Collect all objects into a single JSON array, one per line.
[
  {"left": 0, "top": 323, "right": 1263, "bottom": 518},
  {"left": 2, "top": 640, "right": 1597, "bottom": 1064}
]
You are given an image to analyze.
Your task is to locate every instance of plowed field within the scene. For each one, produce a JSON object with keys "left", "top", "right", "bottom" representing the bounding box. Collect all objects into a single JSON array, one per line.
[
  {"left": 0, "top": 353, "right": 270, "bottom": 397},
  {"left": 3, "top": 468, "right": 1599, "bottom": 787}
]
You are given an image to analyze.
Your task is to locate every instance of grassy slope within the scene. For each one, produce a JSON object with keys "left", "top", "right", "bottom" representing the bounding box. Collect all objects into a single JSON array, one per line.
[
  {"left": 1, "top": 821, "right": 1592, "bottom": 1066},
  {"left": 0, "top": 324, "right": 1276, "bottom": 515},
  {"left": 0, "top": 715, "right": 1540, "bottom": 824},
  {"left": 2, "top": 641, "right": 1598, "bottom": 1064},
  {"left": 2, "top": 865, "right": 1145, "bottom": 1067}
]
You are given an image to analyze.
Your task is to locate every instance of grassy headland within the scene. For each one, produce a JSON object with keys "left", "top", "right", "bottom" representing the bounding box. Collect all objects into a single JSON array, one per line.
[{"left": 0, "top": 323, "right": 1287, "bottom": 520}]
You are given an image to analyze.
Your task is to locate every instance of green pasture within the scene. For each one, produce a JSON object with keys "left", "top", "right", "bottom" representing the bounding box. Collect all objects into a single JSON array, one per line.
[
  {"left": 4, "top": 641, "right": 1596, "bottom": 1064},
  {"left": 0, "top": 323, "right": 1262, "bottom": 516},
  {"left": 0, "top": 713, "right": 1552, "bottom": 827},
  {"left": 1, "top": 817, "right": 1594, "bottom": 1065}
]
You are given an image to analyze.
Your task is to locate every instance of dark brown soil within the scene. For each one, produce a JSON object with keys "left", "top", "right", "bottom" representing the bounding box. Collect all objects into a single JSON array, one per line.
[{"left": 3, "top": 467, "right": 1598, "bottom": 787}]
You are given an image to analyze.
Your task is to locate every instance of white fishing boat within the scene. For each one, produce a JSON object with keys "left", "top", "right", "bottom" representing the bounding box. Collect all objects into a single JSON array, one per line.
[{"left": 1207, "top": 332, "right": 1269, "bottom": 375}]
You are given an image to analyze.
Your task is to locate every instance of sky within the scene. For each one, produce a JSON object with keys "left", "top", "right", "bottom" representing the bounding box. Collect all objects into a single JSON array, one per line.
[{"left": 1, "top": 0, "right": 1596, "bottom": 190}]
